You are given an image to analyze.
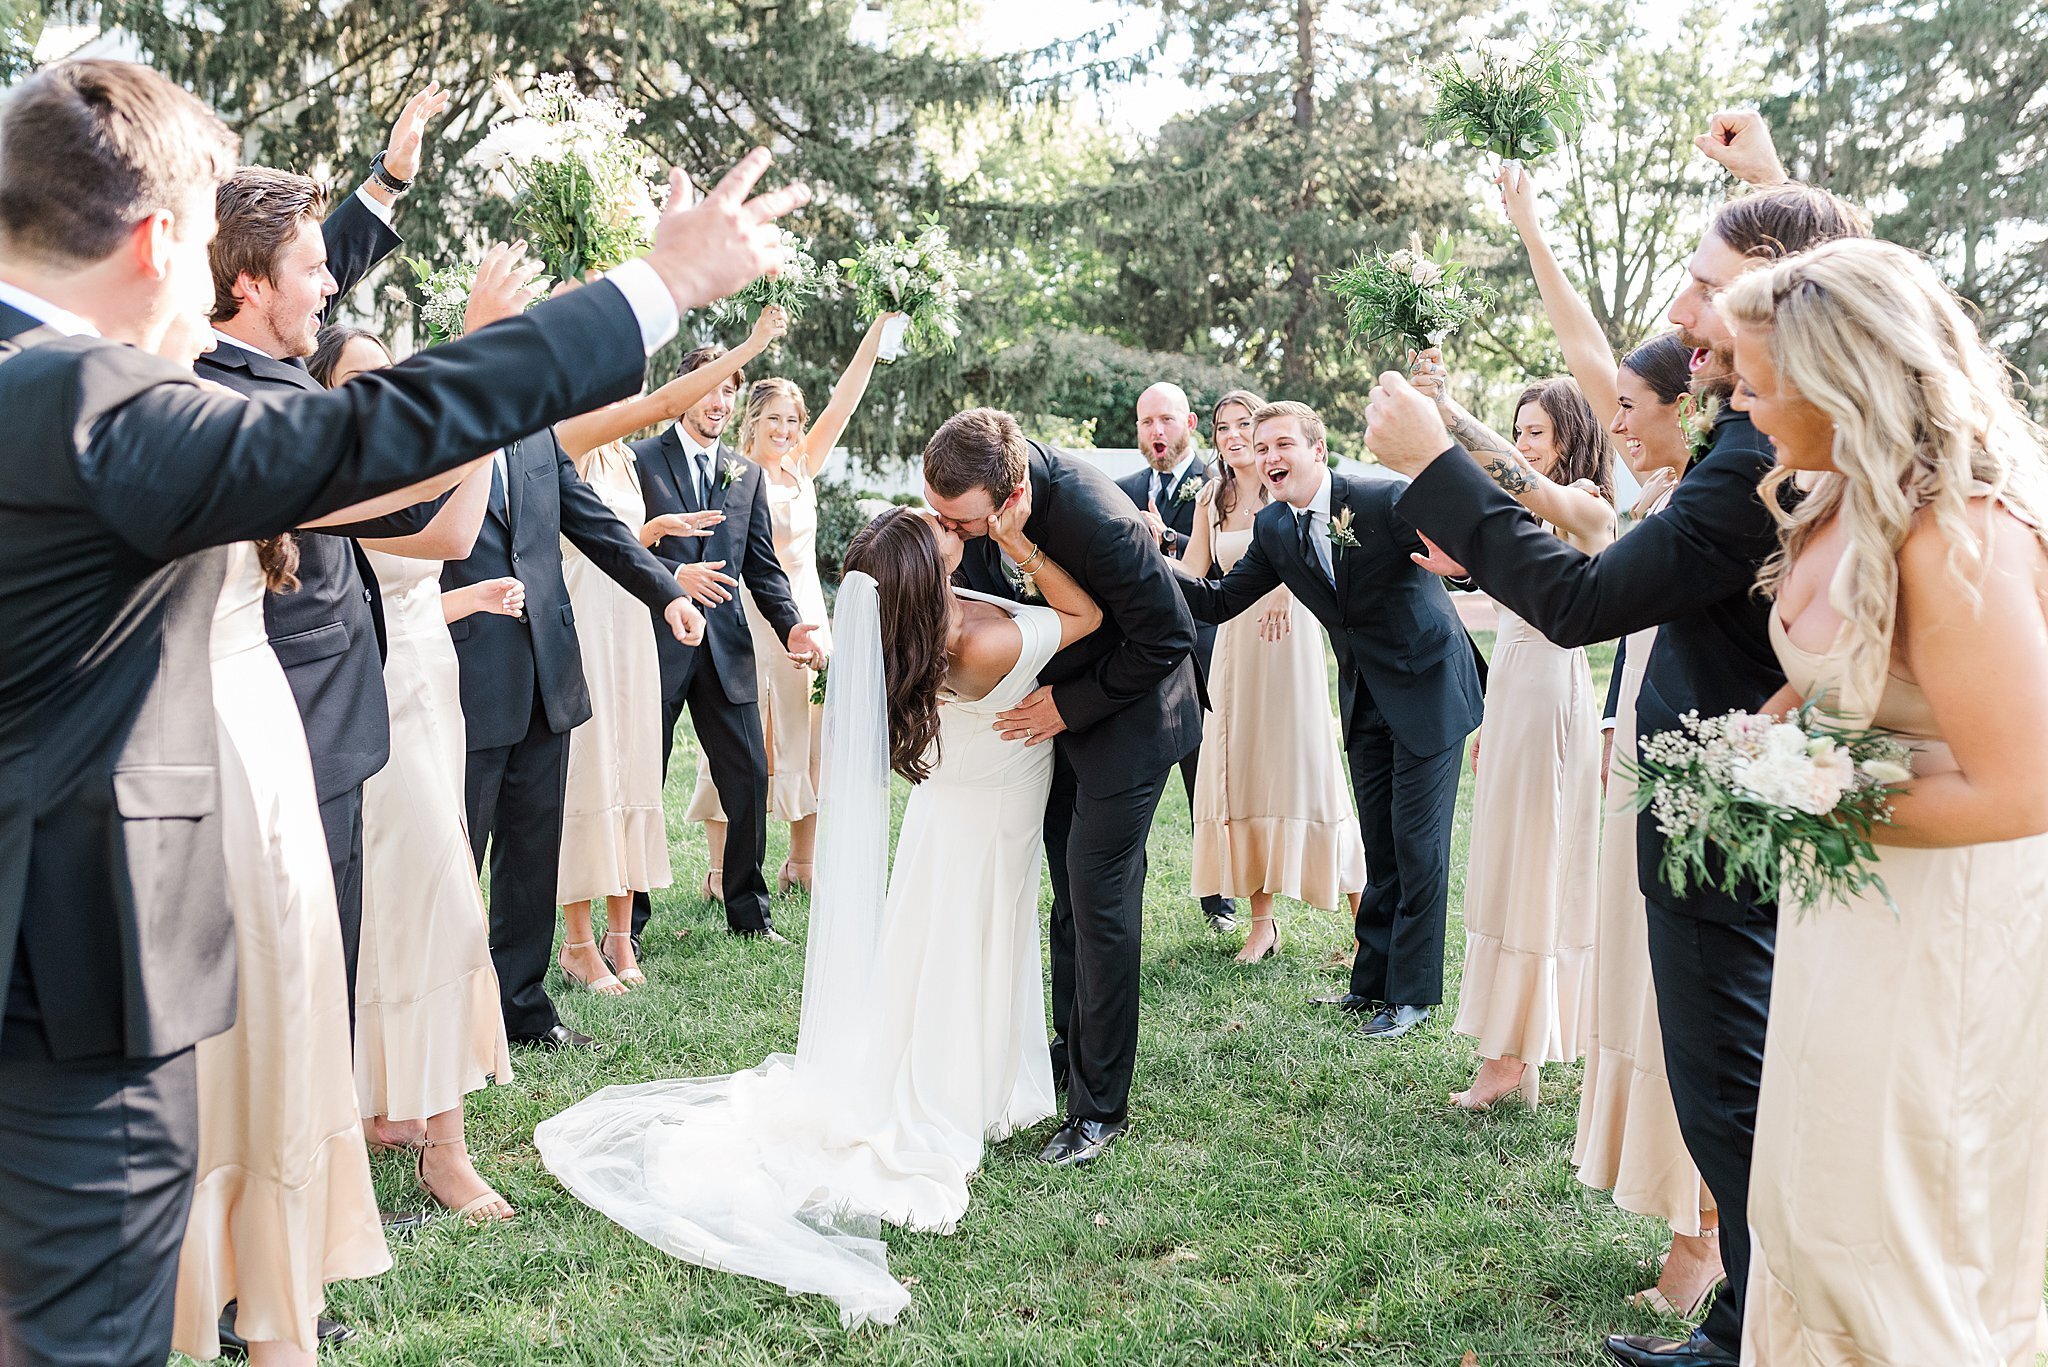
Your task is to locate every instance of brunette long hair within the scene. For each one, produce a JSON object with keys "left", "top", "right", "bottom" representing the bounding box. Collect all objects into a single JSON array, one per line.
[
  {"left": 844, "top": 507, "right": 952, "bottom": 783},
  {"left": 1209, "top": 388, "right": 1268, "bottom": 519},
  {"left": 1514, "top": 378, "right": 1614, "bottom": 503}
]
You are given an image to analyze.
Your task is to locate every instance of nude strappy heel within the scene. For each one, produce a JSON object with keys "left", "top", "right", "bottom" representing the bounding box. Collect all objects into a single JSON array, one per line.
[
  {"left": 557, "top": 939, "right": 623, "bottom": 995},
  {"left": 415, "top": 1138, "right": 514, "bottom": 1223}
]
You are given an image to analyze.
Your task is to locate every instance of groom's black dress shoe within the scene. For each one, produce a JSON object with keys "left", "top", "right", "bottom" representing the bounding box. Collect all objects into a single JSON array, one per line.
[
  {"left": 1601, "top": 1330, "right": 1739, "bottom": 1366},
  {"left": 513, "top": 1023, "right": 599, "bottom": 1051},
  {"left": 1038, "top": 1116, "right": 1128, "bottom": 1167},
  {"left": 734, "top": 926, "right": 792, "bottom": 945},
  {"left": 1310, "top": 991, "right": 1377, "bottom": 1013},
  {"left": 1358, "top": 1004, "right": 1430, "bottom": 1039},
  {"left": 217, "top": 1300, "right": 354, "bottom": 1357}
]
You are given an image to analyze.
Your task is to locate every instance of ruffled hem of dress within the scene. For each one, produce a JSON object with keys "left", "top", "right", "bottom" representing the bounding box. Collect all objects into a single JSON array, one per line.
[
  {"left": 682, "top": 774, "right": 819, "bottom": 824},
  {"left": 556, "top": 804, "right": 674, "bottom": 902},
  {"left": 1190, "top": 817, "right": 1367, "bottom": 911},
  {"left": 354, "top": 963, "right": 511, "bottom": 1123},
  {"left": 1450, "top": 934, "right": 1594, "bottom": 1066},
  {"left": 1572, "top": 1044, "right": 1715, "bottom": 1234},
  {"left": 171, "top": 1128, "right": 391, "bottom": 1358}
]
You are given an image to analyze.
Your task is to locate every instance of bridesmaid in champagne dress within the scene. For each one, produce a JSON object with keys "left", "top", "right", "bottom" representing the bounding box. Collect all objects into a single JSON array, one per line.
[
  {"left": 689, "top": 312, "right": 902, "bottom": 894},
  {"left": 313, "top": 328, "right": 515, "bottom": 1223},
  {"left": 1182, "top": 390, "right": 1366, "bottom": 962},
  {"left": 1413, "top": 359, "right": 1613, "bottom": 1110},
  {"left": 1728, "top": 240, "right": 2048, "bottom": 1365},
  {"left": 172, "top": 541, "right": 389, "bottom": 1362}
]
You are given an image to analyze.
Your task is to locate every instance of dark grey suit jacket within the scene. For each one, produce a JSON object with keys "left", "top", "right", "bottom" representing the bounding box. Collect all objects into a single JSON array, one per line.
[
  {"left": 0, "top": 280, "right": 648, "bottom": 1060},
  {"left": 1117, "top": 456, "right": 1218, "bottom": 679},
  {"left": 631, "top": 427, "right": 801, "bottom": 705}
]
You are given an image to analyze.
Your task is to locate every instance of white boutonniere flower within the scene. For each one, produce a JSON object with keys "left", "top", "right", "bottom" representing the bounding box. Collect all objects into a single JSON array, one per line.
[
  {"left": 1003, "top": 562, "right": 1046, "bottom": 604},
  {"left": 1172, "top": 479, "right": 1202, "bottom": 505},
  {"left": 720, "top": 458, "right": 743, "bottom": 490},
  {"left": 1328, "top": 506, "right": 1361, "bottom": 550}
]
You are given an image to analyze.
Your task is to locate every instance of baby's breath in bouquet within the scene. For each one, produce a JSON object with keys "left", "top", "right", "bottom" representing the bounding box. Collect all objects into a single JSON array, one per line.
[
  {"left": 1625, "top": 700, "right": 1915, "bottom": 914},
  {"left": 841, "top": 219, "right": 964, "bottom": 359},
  {"left": 466, "top": 74, "right": 661, "bottom": 280},
  {"left": 714, "top": 229, "right": 839, "bottom": 329},
  {"left": 1325, "top": 237, "right": 1495, "bottom": 352},
  {"left": 1426, "top": 38, "right": 1596, "bottom": 164},
  {"left": 399, "top": 257, "right": 549, "bottom": 348}
]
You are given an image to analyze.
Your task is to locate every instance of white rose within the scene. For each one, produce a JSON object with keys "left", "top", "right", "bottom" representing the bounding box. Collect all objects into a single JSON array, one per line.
[{"left": 1410, "top": 259, "right": 1445, "bottom": 287}]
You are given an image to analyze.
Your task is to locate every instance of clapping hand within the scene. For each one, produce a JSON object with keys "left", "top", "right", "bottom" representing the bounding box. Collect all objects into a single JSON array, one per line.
[
  {"left": 785, "top": 623, "right": 826, "bottom": 669},
  {"left": 663, "top": 596, "right": 706, "bottom": 646},
  {"left": 1695, "top": 109, "right": 1788, "bottom": 187},
  {"left": 674, "top": 559, "right": 738, "bottom": 606},
  {"left": 644, "top": 510, "right": 723, "bottom": 542},
  {"left": 645, "top": 151, "right": 812, "bottom": 314},
  {"left": 465, "top": 242, "right": 548, "bottom": 333},
  {"left": 382, "top": 81, "right": 450, "bottom": 185},
  {"left": 1409, "top": 532, "right": 1469, "bottom": 580}
]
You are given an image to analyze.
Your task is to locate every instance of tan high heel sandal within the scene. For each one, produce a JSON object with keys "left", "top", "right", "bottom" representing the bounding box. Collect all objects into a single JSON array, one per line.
[
  {"left": 1234, "top": 914, "right": 1280, "bottom": 964},
  {"left": 777, "top": 860, "right": 814, "bottom": 895},
  {"left": 701, "top": 868, "right": 724, "bottom": 903},
  {"left": 415, "top": 1137, "right": 514, "bottom": 1223},
  {"left": 600, "top": 930, "right": 646, "bottom": 988},
  {"left": 558, "top": 939, "right": 623, "bottom": 995}
]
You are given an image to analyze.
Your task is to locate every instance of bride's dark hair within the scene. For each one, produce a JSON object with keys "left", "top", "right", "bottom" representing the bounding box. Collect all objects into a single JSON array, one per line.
[{"left": 844, "top": 507, "right": 952, "bottom": 783}]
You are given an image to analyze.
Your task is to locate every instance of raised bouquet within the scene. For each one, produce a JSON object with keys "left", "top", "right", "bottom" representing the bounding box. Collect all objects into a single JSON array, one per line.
[
  {"left": 1626, "top": 701, "right": 1915, "bottom": 913},
  {"left": 842, "top": 219, "right": 964, "bottom": 358},
  {"left": 466, "top": 74, "right": 661, "bottom": 280},
  {"left": 714, "top": 228, "right": 838, "bottom": 328},
  {"left": 1325, "top": 238, "right": 1495, "bottom": 352},
  {"left": 1426, "top": 38, "right": 1596, "bottom": 164},
  {"left": 399, "top": 257, "right": 549, "bottom": 348}
]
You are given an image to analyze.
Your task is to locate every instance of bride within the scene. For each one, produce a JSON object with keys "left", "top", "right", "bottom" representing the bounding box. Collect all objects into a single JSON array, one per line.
[{"left": 536, "top": 501, "right": 1101, "bottom": 1327}]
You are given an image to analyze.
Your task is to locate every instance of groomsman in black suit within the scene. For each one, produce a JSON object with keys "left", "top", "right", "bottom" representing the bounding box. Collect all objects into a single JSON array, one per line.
[
  {"left": 630, "top": 345, "right": 807, "bottom": 943},
  {"left": 1175, "top": 402, "right": 1483, "bottom": 1042},
  {"left": 1116, "top": 381, "right": 1235, "bottom": 933},
  {"left": 0, "top": 60, "right": 796, "bottom": 1366},
  {"left": 195, "top": 91, "right": 446, "bottom": 1016},
  {"left": 927, "top": 409, "right": 1203, "bottom": 1167},
  {"left": 1363, "top": 181, "right": 1868, "bottom": 1367}
]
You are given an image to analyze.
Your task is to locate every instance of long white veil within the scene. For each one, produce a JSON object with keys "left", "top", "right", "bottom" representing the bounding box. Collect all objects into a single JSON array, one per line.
[{"left": 794, "top": 570, "right": 891, "bottom": 1080}]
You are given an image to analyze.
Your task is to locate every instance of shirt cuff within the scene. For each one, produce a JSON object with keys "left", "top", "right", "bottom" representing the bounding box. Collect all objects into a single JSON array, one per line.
[
  {"left": 605, "top": 259, "right": 680, "bottom": 355},
  {"left": 353, "top": 185, "right": 394, "bottom": 225},
  {"left": 1600, "top": 718, "right": 1618, "bottom": 733}
]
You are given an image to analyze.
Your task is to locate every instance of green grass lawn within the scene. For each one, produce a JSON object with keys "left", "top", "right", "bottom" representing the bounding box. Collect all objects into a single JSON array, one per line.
[{"left": 320, "top": 638, "right": 1696, "bottom": 1366}]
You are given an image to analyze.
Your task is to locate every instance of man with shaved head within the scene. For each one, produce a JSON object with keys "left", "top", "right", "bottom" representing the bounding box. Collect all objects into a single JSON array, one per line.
[{"left": 1116, "top": 382, "right": 1234, "bottom": 933}]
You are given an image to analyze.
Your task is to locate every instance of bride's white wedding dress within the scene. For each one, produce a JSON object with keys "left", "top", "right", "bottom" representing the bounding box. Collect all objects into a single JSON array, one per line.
[{"left": 535, "top": 579, "right": 1060, "bottom": 1327}]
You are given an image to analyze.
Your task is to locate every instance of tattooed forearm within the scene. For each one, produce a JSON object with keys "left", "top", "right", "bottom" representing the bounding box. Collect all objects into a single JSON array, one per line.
[{"left": 1445, "top": 411, "right": 1536, "bottom": 497}]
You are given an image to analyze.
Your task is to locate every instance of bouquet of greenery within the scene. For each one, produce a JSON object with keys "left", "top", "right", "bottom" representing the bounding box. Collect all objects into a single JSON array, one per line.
[
  {"left": 1625, "top": 700, "right": 1915, "bottom": 914},
  {"left": 1425, "top": 38, "right": 1596, "bottom": 164},
  {"left": 466, "top": 74, "right": 661, "bottom": 280},
  {"left": 1325, "top": 238, "right": 1495, "bottom": 352},
  {"left": 841, "top": 219, "right": 964, "bottom": 358},
  {"left": 400, "top": 257, "right": 550, "bottom": 348},
  {"left": 713, "top": 228, "right": 839, "bottom": 329}
]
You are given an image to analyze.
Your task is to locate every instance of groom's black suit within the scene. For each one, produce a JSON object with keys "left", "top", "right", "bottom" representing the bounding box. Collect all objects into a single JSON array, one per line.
[
  {"left": 443, "top": 429, "right": 688, "bottom": 1041},
  {"left": 1394, "top": 409, "right": 1783, "bottom": 1355},
  {"left": 0, "top": 281, "right": 650, "bottom": 1367},
  {"left": 955, "top": 441, "right": 1202, "bottom": 1124},
  {"left": 1178, "top": 468, "right": 1483, "bottom": 1008},
  {"left": 629, "top": 425, "right": 802, "bottom": 936}
]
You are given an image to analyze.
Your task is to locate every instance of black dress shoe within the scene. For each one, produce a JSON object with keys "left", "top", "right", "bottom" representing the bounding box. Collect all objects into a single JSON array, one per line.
[
  {"left": 1037, "top": 1115, "right": 1128, "bottom": 1167},
  {"left": 1310, "top": 991, "right": 1377, "bottom": 1012},
  {"left": 733, "top": 926, "right": 792, "bottom": 945},
  {"left": 1205, "top": 906, "right": 1239, "bottom": 934},
  {"left": 1358, "top": 1003, "right": 1430, "bottom": 1039},
  {"left": 513, "top": 1023, "right": 599, "bottom": 1051},
  {"left": 1602, "top": 1330, "right": 1739, "bottom": 1366},
  {"left": 630, "top": 934, "right": 643, "bottom": 961},
  {"left": 217, "top": 1300, "right": 355, "bottom": 1357}
]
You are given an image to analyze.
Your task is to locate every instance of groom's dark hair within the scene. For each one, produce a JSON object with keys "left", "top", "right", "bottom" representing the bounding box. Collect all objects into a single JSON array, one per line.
[
  {"left": 0, "top": 59, "right": 235, "bottom": 270},
  {"left": 924, "top": 407, "right": 1029, "bottom": 503}
]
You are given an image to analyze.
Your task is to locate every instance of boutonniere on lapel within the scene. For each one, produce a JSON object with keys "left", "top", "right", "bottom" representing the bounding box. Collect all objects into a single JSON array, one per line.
[
  {"left": 1328, "top": 506, "right": 1362, "bottom": 550},
  {"left": 1003, "top": 561, "right": 1047, "bottom": 605},
  {"left": 1171, "top": 479, "right": 1202, "bottom": 506},
  {"left": 720, "top": 457, "right": 743, "bottom": 489}
]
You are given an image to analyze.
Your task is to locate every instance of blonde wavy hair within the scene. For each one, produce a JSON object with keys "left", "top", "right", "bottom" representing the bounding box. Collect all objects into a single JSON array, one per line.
[
  {"left": 737, "top": 377, "right": 810, "bottom": 464},
  {"left": 1725, "top": 238, "right": 2048, "bottom": 701}
]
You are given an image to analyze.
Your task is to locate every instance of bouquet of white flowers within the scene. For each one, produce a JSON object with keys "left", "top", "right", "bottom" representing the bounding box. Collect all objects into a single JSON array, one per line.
[
  {"left": 841, "top": 219, "right": 964, "bottom": 358},
  {"left": 398, "top": 257, "right": 550, "bottom": 348},
  {"left": 1426, "top": 38, "right": 1596, "bottom": 164},
  {"left": 466, "top": 74, "right": 661, "bottom": 280},
  {"left": 1626, "top": 701, "right": 1915, "bottom": 914},
  {"left": 713, "top": 228, "right": 838, "bottom": 329},
  {"left": 1325, "top": 237, "right": 1495, "bottom": 352}
]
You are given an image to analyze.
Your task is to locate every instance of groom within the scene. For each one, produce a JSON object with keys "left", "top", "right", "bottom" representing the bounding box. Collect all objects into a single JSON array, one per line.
[
  {"left": 925, "top": 408, "right": 1202, "bottom": 1167},
  {"left": 1174, "top": 402, "right": 1483, "bottom": 1039}
]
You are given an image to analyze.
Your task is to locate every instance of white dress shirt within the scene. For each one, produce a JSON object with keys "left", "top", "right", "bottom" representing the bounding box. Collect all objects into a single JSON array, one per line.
[
  {"left": 1146, "top": 447, "right": 1201, "bottom": 510},
  {"left": 0, "top": 280, "right": 99, "bottom": 337}
]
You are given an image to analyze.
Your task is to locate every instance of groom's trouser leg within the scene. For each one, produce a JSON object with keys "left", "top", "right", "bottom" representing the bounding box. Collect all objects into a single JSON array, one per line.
[
  {"left": 1063, "top": 765, "right": 1173, "bottom": 1124},
  {"left": 1044, "top": 751, "right": 1079, "bottom": 1085},
  {"left": 1346, "top": 711, "right": 1461, "bottom": 1007},
  {"left": 1646, "top": 896, "right": 1774, "bottom": 1354},
  {"left": 630, "top": 688, "right": 690, "bottom": 941}
]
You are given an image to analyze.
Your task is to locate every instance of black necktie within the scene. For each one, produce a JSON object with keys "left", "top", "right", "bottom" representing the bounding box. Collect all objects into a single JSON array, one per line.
[
  {"left": 489, "top": 455, "right": 507, "bottom": 517},
  {"left": 1150, "top": 471, "right": 1165, "bottom": 509},
  {"left": 694, "top": 450, "right": 715, "bottom": 506},
  {"left": 1296, "top": 507, "right": 1319, "bottom": 566}
]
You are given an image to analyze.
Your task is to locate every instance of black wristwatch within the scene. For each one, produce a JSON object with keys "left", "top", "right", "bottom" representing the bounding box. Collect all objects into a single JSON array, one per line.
[{"left": 369, "top": 150, "right": 413, "bottom": 195}]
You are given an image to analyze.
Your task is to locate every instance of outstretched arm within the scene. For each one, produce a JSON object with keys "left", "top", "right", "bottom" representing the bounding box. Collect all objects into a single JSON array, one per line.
[
  {"left": 557, "top": 305, "right": 785, "bottom": 461},
  {"left": 797, "top": 312, "right": 901, "bottom": 478},
  {"left": 359, "top": 461, "right": 495, "bottom": 560},
  {"left": 1495, "top": 165, "right": 1621, "bottom": 431},
  {"left": 1175, "top": 527, "right": 1285, "bottom": 625}
]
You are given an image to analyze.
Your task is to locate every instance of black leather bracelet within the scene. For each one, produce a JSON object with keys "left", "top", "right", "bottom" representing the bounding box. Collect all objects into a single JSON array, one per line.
[{"left": 369, "top": 150, "right": 412, "bottom": 195}]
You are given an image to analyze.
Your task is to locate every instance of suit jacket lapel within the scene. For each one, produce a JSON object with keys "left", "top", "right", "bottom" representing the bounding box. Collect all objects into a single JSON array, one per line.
[
  {"left": 505, "top": 437, "right": 528, "bottom": 533},
  {"left": 1275, "top": 499, "right": 1340, "bottom": 622},
  {"left": 658, "top": 427, "right": 702, "bottom": 514},
  {"left": 706, "top": 445, "right": 737, "bottom": 513},
  {"left": 1330, "top": 472, "right": 1354, "bottom": 604}
]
